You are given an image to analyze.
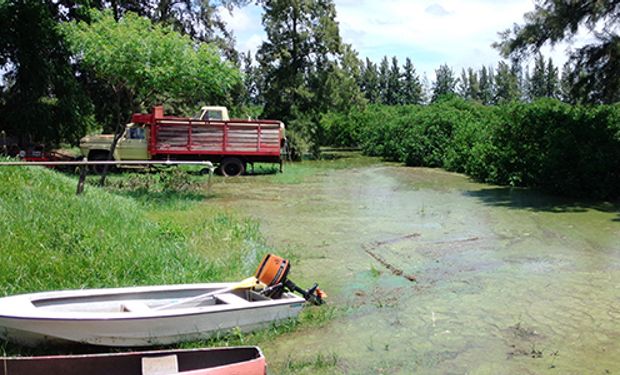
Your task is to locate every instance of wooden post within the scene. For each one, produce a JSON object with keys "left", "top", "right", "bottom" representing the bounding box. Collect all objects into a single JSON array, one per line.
[{"left": 76, "top": 158, "right": 88, "bottom": 195}]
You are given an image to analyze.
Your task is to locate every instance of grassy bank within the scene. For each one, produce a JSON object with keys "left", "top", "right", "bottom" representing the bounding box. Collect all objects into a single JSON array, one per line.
[{"left": 0, "top": 165, "right": 271, "bottom": 296}]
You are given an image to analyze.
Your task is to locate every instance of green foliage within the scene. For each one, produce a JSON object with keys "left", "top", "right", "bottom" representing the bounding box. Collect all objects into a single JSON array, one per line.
[
  {"left": 0, "top": 0, "right": 96, "bottom": 145},
  {"left": 63, "top": 10, "right": 240, "bottom": 113},
  {"left": 0, "top": 165, "right": 270, "bottom": 295},
  {"left": 495, "top": 0, "right": 620, "bottom": 104},
  {"left": 401, "top": 57, "right": 423, "bottom": 105},
  {"left": 431, "top": 64, "right": 457, "bottom": 102},
  {"left": 257, "top": 0, "right": 363, "bottom": 157},
  {"left": 327, "top": 98, "right": 620, "bottom": 199},
  {"left": 494, "top": 61, "right": 520, "bottom": 103}
]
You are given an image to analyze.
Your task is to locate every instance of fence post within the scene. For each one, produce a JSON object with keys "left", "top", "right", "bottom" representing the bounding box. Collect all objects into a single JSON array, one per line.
[{"left": 76, "top": 158, "right": 88, "bottom": 195}]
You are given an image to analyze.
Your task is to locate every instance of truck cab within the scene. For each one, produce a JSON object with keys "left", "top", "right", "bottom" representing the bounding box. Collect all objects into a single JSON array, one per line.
[
  {"left": 195, "top": 106, "right": 230, "bottom": 121},
  {"left": 79, "top": 123, "right": 149, "bottom": 163}
]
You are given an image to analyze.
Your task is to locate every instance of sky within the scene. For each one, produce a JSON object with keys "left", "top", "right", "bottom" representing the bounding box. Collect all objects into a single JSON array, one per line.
[{"left": 221, "top": 0, "right": 590, "bottom": 80}]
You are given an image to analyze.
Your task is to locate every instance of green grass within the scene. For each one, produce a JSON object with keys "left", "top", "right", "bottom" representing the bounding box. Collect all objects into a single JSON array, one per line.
[
  {"left": 0, "top": 162, "right": 340, "bottom": 360},
  {"left": 0, "top": 165, "right": 270, "bottom": 295}
]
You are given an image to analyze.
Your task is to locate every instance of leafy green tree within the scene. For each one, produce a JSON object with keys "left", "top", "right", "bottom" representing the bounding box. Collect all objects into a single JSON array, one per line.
[
  {"left": 63, "top": 10, "right": 239, "bottom": 120},
  {"left": 360, "top": 58, "right": 380, "bottom": 103},
  {"left": 478, "top": 66, "right": 494, "bottom": 105},
  {"left": 0, "top": 0, "right": 95, "bottom": 145},
  {"left": 431, "top": 64, "right": 457, "bottom": 102},
  {"left": 401, "top": 58, "right": 423, "bottom": 104},
  {"left": 55, "top": 0, "right": 248, "bottom": 61},
  {"left": 63, "top": 9, "right": 240, "bottom": 181},
  {"left": 495, "top": 0, "right": 620, "bottom": 103},
  {"left": 494, "top": 61, "right": 520, "bottom": 103}
]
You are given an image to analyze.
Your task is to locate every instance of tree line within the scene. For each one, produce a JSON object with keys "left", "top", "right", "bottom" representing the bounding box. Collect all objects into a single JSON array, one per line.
[{"left": 0, "top": 0, "right": 618, "bottom": 196}]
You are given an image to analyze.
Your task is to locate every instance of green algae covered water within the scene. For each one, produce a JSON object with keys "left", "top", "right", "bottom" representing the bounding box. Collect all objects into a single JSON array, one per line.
[{"left": 212, "top": 156, "right": 620, "bottom": 374}]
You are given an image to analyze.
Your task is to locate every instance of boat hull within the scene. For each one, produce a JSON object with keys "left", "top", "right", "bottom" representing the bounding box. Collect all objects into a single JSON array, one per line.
[
  {"left": 0, "top": 346, "right": 266, "bottom": 375},
  {"left": 0, "top": 283, "right": 304, "bottom": 347}
]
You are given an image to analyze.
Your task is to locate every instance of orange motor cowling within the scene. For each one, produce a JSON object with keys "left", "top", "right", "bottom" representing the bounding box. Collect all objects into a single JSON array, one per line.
[{"left": 255, "top": 253, "right": 290, "bottom": 287}]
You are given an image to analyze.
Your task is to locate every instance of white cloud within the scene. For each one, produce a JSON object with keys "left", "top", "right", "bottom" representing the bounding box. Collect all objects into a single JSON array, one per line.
[{"left": 224, "top": 0, "right": 591, "bottom": 78}]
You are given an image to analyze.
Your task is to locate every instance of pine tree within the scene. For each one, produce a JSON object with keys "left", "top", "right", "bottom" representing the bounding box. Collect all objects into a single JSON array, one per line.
[
  {"left": 496, "top": 0, "right": 620, "bottom": 103},
  {"left": 431, "top": 64, "right": 457, "bottom": 102},
  {"left": 241, "top": 51, "right": 261, "bottom": 105},
  {"left": 478, "top": 66, "right": 494, "bottom": 105},
  {"left": 401, "top": 57, "right": 423, "bottom": 104},
  {"left": 385, "top": 56, "right": 401, "bottom": 105},
  {"left": 378, "top": 56, "right": 390, "bottom": 104},
  {"left": 510, "top": 60, "right": 525, "bottom": 100},
  {"left": 545, "top": 58, "right": 560, "bottom": 99},
  {"left": 467, "top": 68, "right": 481, "bottom": 101},
  {"left": 494, "top": 61, "right": 520, "bottom": 103},
  {"left": 360, "top": 58, "right": 380, "bottom": 103},
  {"left": 529, "top": 54, "right": 547, "bottom": 99},
  {"left": 458, "top": 68, "right": 469, "bottom": 99}
]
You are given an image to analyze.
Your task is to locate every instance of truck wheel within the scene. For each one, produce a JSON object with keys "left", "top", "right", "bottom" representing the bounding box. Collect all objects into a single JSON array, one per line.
[
  {"left": 220, "top": 158, "right": 245, "bottom": 177},
  {"left": 89, "top": 152, "right": 112, "bottom": 175}
]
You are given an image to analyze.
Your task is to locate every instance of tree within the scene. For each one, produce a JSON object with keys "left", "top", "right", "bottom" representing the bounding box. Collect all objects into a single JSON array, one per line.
[
  {"left": 458, "top": 68, "right": 469, "bottom": 99},
  {"left": 528, "top": 53, "right": 547, "bottom": 99},
  {"left": 63, "top": 9, "right": 240, "bottom": 182},
  {"left": 257, "top": 0, "right": 351, "bottom": 156},
  {"left": 401, "top": 58, "right": 423, "bottom": 104},
  {"left": 64, "top": 10, "right": 239, "bottom": 118},
  {"left": 545, "top": 58, "right": 560, "bottom": 99},
  {"left": 494, "top": 61, "right": 520, "bottom": 103},
  {"left": 478, "top": 66, "right": 494, "bottom": 105},
  {"left": 495, "top": 0, "right": 620, "bottom": 103},
  {"left": 378, "top": 56, "right": 390, "bottom": 104},
  {"left": 54, "top": 0, "right": 249, "bottom": 61},
  {"left": 384, "top": 56, "right": 401, "bottom": 105},
  {"left": 360, "top": 58, "right": 380, "bottom": 103},
  {"left": 241, "top": 51, "right": 262, "bottom": 106},
  {"left": 0, "top": 0, "right": 95, "bottom": 146},
  {"left": 431, "top": 64, "right": 457, "bottom": 102}
]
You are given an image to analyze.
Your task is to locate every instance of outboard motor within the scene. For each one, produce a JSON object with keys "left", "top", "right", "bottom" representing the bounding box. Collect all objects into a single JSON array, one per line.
[{"left": 254, "top": 253, "right": 326, "bottom": 305}]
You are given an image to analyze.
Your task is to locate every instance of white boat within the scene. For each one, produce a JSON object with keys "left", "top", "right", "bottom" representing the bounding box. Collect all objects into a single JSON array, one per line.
[{"left": 0, "top": 282, "right": 305, "bottom": 347}]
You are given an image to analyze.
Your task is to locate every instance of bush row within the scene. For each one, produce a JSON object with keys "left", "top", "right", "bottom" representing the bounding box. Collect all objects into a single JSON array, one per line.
[{"left": 320, "top": 98, "right": 620, "bottom": 199}]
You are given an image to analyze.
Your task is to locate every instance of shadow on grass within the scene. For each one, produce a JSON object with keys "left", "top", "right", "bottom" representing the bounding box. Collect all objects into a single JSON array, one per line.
[
  {"left": 244, "top": 164, "right": 280, "bottom": 176},
  {"left": 464, "top": 187, "right": 620, "bottom": 221}
]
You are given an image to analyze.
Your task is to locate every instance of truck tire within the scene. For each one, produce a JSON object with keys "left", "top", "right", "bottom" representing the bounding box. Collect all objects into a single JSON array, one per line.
[
  {"left": 89, "top": 152, "right": 112, "bottom": 175},
  {"left": 220, "top": 157, "right": 245, "bottom": 177}
]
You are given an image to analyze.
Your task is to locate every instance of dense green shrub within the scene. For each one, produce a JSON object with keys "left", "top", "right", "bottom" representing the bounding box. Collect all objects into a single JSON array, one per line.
[{"left": 322, "top": 98, "right": 620, "bottom": 199}]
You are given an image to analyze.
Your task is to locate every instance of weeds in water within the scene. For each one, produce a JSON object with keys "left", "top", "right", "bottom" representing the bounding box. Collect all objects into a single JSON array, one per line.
[
  {"left": 369, "top": 264, "right": 382, "bottom": 278},
  {"left": 283, "top": 352, "right": 340, "bottom": 372}
]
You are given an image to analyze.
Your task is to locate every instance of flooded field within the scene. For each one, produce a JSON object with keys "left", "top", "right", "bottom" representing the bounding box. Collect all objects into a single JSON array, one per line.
[{"left": 212, "top": 155, "right": 620, "bottom": 374}]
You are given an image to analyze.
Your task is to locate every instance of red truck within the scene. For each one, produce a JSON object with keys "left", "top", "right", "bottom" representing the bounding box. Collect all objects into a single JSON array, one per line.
[{"left": 79, "top": 106, "right": 286, "bottom": 176}]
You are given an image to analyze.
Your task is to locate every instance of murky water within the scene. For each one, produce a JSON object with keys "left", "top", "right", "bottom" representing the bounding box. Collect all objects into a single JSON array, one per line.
[{"left": 212, "top": 157, "right": 620, "bottom": 374}]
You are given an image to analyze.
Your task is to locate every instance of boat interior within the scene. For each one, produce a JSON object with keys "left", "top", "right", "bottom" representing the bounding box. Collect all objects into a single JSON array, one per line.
[{"left": 28, "top": 288, "right": 277, "bottom": 313}]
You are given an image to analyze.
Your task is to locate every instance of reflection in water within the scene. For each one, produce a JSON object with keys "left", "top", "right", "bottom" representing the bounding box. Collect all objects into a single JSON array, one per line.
[{"left": 213, "top": 162, "right": 620, "bottom": 374}]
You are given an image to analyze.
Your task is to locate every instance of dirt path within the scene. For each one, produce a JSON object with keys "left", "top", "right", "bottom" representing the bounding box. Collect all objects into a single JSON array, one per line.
[{"left": 212, "top": 159, "right": 620, "bottom": 374}]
